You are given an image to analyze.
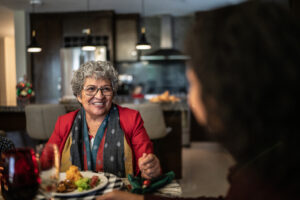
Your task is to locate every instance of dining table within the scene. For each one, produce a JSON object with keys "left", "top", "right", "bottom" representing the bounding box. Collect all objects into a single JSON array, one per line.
[{"left": 0, "top": 172, "right": 182, "bottom": 200}]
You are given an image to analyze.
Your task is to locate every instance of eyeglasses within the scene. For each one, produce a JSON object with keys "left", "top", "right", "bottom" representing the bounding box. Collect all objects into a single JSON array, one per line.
[{"left": 83, "top": 85, "right": 113, "bottom": 96}]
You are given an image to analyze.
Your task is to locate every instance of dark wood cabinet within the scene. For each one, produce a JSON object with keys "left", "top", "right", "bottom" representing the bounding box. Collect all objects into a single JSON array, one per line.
[
  {"left": 30, "top": 13, "right": 63, "bottom": 104},
  {"left": 115, "top": 14, "right": 139, "bottom": 61},
  {"left": 29, "top": 11, "right": 115, "bottom": 103},
  {"left": 152, "top": 111, "right": 182, "bottom": 179},
  {"left": 61, "top": 11, "right": 115, "bottom": 60}
]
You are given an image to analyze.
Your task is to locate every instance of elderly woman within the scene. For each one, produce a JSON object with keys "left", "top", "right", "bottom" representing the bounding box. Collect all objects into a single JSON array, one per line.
[{"left": 46, "top": 61, "right": 160, "bottom": 178}]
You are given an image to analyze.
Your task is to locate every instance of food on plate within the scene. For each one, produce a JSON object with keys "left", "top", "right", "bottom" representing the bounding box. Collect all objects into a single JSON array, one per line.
[
  {"left": 75, "top": 176, "right": 100, "bottom": 191},
  {"left": 90, "top": 175, "right": 100, "bottom": 188},
  {"left": 57, "top": 179, "right": 77, "bottom": 193},
  {"left": 56, "top": 165, "right": 101, "bottom": 193},
  {"left": 149, "top": 91, "right": 180, "bottom": 103},
  {"left": 66, "top": 165, "right": 82, "bottom": 182}
]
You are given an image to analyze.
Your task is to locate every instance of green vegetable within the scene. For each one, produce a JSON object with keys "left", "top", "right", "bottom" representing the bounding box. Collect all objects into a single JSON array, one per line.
[{"left": 75, "top": 177, "right": 91, "bottom": 191}]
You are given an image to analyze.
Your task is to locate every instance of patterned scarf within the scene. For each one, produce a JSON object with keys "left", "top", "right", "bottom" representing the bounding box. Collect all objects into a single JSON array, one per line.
[{"left": 70, "top": 104, "right": 126, "bottom": 177}]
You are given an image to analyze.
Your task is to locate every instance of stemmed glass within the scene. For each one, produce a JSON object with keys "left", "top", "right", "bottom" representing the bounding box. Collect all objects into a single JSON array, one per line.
[
  {"left": 0, "top": 148, "right": 40, "bottom": 200},
  {"left": 36, "top": 143, "right": 60, "bottom": 199}
]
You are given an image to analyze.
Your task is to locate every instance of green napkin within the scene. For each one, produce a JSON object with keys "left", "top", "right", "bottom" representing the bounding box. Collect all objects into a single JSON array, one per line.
[{"left": 128, "top": 171, "right": 175, "bottom": 194}]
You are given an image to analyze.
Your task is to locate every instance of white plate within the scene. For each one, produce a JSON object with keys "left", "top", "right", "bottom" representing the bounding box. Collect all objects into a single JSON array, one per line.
[{"left": 53, "top": 171, "right": 108, "bottom": 197}]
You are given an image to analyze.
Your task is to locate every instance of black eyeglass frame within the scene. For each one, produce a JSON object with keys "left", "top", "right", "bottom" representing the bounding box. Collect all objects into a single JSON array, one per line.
[{"left": 83, "top": 86, "right": 114, "bottom": 96}]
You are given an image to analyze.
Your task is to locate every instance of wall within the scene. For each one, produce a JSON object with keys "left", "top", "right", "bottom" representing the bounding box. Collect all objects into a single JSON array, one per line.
[
  {"left": 14, "top": 11, "right": 27, "bottom": 82},
  {"left": 0, "top": 6, "right": 17, "bottom": 106},
  {"left": 0, "top": 37, "right": 17, "bottom": 106},
  {"left": 0, "top": 38, "right": 5, "bottom": 105},
  {"left": 115, "top": 14, "right": 139, "bottom": 61}
]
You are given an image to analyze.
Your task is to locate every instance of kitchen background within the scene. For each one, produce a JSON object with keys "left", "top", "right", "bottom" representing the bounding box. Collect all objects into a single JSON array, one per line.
[{"left": 0, "top": 0, "right": 294, "bottom": 105}]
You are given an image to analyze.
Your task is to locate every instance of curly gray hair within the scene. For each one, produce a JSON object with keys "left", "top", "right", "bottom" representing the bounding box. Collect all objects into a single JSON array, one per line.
[{"left": 71, "top": 61, "right": 118, "bottom": 97}]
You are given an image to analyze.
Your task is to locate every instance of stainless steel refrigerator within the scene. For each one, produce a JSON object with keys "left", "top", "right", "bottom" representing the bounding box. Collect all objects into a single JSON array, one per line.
[{"left": 60, "top": 46, "right": 107, "bottom": 101}]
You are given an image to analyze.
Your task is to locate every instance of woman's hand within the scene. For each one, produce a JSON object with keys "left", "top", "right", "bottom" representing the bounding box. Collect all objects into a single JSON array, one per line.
[
  {"left": 138, "top": 153, "right": 161, "bottom": 179},
  {"left": 96, "top": 190, "right": 144, "bottom": 200}
]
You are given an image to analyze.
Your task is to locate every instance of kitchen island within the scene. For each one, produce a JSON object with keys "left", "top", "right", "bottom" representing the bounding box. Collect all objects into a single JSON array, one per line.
[{"left": 0, "top": 106, "right": 26, "bottom": 132}]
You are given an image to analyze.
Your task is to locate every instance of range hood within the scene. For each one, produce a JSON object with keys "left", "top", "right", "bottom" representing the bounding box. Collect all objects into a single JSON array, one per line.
[{"left": 140, "top": 15, "right": 189, "bottom": 61}]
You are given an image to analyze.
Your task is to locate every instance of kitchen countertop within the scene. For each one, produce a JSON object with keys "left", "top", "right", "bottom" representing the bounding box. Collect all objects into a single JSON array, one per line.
[
  {"left": 60, "top": 97, "right": 189, "bottom": 112},
  {"left": 0, "top": 106, "right": 25, "bottom": 112},
  {"left": 0, "top": 96, "right": 189, "bottom": 113}
]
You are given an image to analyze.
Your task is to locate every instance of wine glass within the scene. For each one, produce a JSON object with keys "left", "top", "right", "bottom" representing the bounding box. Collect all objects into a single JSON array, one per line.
[
  {"left": 0, "top": 148, "right": 40, "bottom": 200},
  {"left": 36, "top": 143, "right": 60, "bottom": 199}
]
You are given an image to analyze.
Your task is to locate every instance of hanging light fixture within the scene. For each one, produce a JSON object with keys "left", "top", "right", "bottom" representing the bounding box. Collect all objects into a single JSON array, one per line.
[
  {"left": 81, "top": 0, "right": 96, "bottom": 51},
  {"left": 136, "top": 0, "right": 151, "bottom": 50},
  {"left": 27, "top": 1, "right": 42, "bottom": 53},
  {"left": 27, "top": 30, "right": 42, "bottom": 53},
  {"left": 81, "top": 28, "right": 96, "bottom": 51}
]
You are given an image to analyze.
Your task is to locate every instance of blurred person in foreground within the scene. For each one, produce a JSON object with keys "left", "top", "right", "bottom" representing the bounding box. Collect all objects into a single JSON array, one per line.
[
  {"left": 46, "top": 61, "right": 161, "bottom": 178},
  {"left": 97, "top": 1, "right": 300, "bottom": 199}
]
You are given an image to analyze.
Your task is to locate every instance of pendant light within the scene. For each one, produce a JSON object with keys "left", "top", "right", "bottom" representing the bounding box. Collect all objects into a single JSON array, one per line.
[
  {"left": 136, "top": 0, "right": 151, "bottom": 50},
  {"left": 27, "top": 1, "right": 42, "bottom": 53},
  {"left": 81, "top": 28, "right": 96, "bottom": 51},
  {"left": 27, "top": 30, "right": 42, "bottom": 53},
  {"left": 81, "top": 0, "right": 96, "bottom": 51}
]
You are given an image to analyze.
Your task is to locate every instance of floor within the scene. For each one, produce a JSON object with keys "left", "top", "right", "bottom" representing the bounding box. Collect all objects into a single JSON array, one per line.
[
  {"left": 5, "top": 131, "right": 235, "bottom": 198},
  {"left": 180, "top": 142, "right": 235, "bottom": 198}
]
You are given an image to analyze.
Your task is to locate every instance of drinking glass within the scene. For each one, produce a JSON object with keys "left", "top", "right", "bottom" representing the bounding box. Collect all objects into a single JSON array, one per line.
[
  {"left": 36, "top": 143, "right": 60, "bottom": 199},
  {"left": 0, "top": 148, "right": 40, "bottom": 200}
]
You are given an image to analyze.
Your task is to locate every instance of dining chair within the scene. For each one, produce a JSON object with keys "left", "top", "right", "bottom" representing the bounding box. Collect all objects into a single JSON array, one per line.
[
  {"left": 25, "top": 104, "right": 66, "bottom": 141},
  {"left": 120, "top": 103, "right": 170, "bottom": 139}
]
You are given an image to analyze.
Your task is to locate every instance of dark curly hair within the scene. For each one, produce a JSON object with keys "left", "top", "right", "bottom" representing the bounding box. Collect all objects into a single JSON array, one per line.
[{"left": 185, "top": 1, "right": 300, "bottom": 189}]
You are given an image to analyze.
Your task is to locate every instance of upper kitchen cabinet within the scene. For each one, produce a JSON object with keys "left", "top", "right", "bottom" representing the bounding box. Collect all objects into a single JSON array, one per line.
[
  {"left": 62, "top": 11, "right": 115, "bottom": 61},
  {"left": 29, "top": 11, "right": 115, "bottom": 103},
  {"left": 115, "top": 14, "right": 139, "bottom": 62}
]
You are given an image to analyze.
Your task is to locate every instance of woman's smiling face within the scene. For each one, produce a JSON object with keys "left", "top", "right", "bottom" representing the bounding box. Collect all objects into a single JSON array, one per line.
[{"left": 77, "top": 76, "right": 113, "bottom": 120}]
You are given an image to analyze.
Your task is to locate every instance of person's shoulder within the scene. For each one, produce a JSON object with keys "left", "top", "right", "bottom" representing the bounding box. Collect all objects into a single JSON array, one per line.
[
  {"left": 59, "top": 109, "right": 80, "bottom": 121},
  {"left": 117, "top": 104, "right": 139, "bottom": 116},
  {"left": 116, "top": 104, "right": 143, "bottom": 136},
  {"left": 117, "top": 104, "right": 141, "bottom": 128}
]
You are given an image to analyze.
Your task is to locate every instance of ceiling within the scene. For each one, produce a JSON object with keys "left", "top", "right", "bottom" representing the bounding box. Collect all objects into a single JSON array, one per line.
[{"left": 0, "top": 0, "right": 247, "bottom": 16}]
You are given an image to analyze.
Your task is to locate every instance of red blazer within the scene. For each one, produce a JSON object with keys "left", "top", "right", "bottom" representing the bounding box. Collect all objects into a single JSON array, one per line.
[{"left": 47, "top": 105, "right": 153, "bottom": 175}]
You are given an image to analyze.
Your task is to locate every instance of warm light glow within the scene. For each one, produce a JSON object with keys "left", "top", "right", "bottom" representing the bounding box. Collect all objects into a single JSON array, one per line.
[
  {"left": 136, "top": 44, "right": 151, "bottom": 50},
  {"left": 141, "top": 27, "right": 146, "bottom": 34},
  {"left": 81, "top": 45, "right": 96, "bottom": 51},
  {"left": 32, "top": 30, "right": 36, "bottom": 37},
  {"left": 27, "top": 47, "right": 42, "bottom": 53}
]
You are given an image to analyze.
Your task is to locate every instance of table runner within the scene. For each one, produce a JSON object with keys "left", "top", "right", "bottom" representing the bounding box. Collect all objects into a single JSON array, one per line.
[{"left": 2, "top": 174, "right": 182, "bottom": 200}]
